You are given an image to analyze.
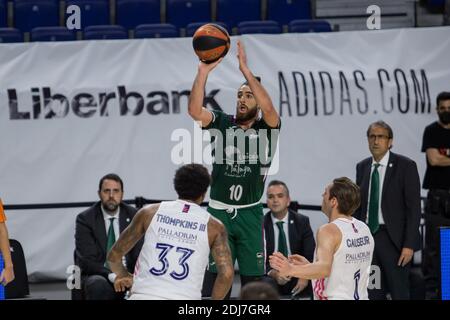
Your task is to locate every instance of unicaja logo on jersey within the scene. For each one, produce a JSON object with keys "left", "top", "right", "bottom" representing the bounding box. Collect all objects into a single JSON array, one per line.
[
  {"left": 224, "top": 146, "right": 241, "bottom": 158},
  {"left": 170, "top": 122, "right": 280, "bottom": 175}
]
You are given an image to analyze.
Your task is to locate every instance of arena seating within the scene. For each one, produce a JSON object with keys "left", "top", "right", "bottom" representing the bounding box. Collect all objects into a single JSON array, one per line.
[
  {"left": 116, "top": 0, "right": 160, "bottom": 30},
  {"left": 65, "top": 0, "right": 110, "bottom": 28},
  {"left": 237, "top": 20, "right": 282, "bottom": 35},
  {"left": 166, "top": 0, "right": 211, "bottom": 29},
  {"left": 267, "top": 0, "right": 311, "bottom": 26},
  {"left": 0, "top": 0, "right": 444, "bottom": 42},
  {"left": 185, "top": 21, "right": 228, "bottom": 36},
  {"left": 134, "top": 23, "right": 178, "bottom": 38},
  {"left": 13, "top": 0, "right": 59, "bottom": 32},
  {"left": 0, "top": 0, "right": 7, "bottom": 27},
  {"left": 31, "top": 26, "right": 76, "bottom": 41},
  {"left": 0, "top": 27, "right": 22, "bottom": 42},
  {"left": 83, "top": 24, "right": 127, "bottom": 39},
  {"left": 288, "top": 19, "right": 332, "bottom": 33},
  {"left": 216, "top": 0, "right": 261, "bottom": 29}
]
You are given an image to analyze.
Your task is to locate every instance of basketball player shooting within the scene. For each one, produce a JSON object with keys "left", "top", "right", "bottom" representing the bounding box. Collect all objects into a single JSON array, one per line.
[
  {"left": 270, "top": 177, "right": 375, "bottom": 300},
  {"left": 107, "top": 164, "right": 234, "bottom": 300},
  {"left": 188, "top": 40, "right": 281, "bottom": 294}
]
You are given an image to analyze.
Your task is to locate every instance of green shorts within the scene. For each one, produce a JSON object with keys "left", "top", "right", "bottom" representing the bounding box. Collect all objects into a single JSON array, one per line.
[{"left": 207, "top": 204, "right": 265, "bottom": 276}]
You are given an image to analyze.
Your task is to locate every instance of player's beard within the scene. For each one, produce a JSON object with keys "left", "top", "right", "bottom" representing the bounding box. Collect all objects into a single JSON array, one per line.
[
  {"left": 103, "top": 200, "right": 119, "bottom": 213},
  {"left": 236, "top": 106, "right": 258, "bottom": 123}
]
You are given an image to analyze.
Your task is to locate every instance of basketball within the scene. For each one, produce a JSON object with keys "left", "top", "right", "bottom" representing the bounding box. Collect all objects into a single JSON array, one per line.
[{"left": 192, "top": 23, "right": 230, "bottom": 64}]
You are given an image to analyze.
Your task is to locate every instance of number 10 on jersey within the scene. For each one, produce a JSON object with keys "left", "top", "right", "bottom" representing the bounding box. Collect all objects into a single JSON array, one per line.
[{"left": 229, "top": 184, "right": 243, "bottom": 201}]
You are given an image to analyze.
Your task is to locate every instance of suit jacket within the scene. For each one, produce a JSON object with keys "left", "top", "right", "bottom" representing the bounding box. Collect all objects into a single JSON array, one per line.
[
  {"left": 264, "top": 209, "right": 315, "bottom": 273},
  {"left": 354, "top": 151, "right": 421, "bottom": 251},
  {"left": 75, "top": 202, "right": 143, "bottom": 278}
]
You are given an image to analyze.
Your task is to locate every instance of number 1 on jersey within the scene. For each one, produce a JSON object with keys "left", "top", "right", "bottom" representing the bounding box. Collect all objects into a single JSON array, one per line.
[{"left": 353, "top": 269, "right": 361, "bottom": 300}]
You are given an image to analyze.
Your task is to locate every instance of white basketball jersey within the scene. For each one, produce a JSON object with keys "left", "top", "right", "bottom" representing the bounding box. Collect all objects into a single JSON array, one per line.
[
  {"left": 129, "top": 200, "right": 210, "bottom": 300},
  {"left": 312, "top": 218, "right": 374, "bottom": 300}
]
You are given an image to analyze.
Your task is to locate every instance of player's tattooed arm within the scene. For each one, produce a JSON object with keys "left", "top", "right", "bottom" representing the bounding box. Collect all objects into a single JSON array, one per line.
[
  {"left": 209, "top": 218, "right": 234, "bottom": 300},
  {"left": 107, "top": 205, "right": 158, "bottom": 277}
]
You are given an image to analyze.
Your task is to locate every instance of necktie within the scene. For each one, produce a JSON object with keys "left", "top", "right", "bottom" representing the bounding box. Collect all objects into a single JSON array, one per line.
[
  {"left": 105, "top": 217, "right": 116, "bottom": 268},
  {"left": 276, "top": 221, "right": 288, "bottom": 257},
  {"left": 368, "top": 163, "right": 381, "bottom": 234}
]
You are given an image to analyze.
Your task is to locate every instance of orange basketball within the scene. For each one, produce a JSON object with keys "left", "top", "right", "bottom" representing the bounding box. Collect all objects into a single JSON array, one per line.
[{"left": 192, "top": 23, "right": 230, "bottom": 64}]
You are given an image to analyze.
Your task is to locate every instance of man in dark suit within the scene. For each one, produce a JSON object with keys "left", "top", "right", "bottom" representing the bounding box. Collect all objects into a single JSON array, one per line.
[
  {"left": 75, "top": 173, "right": 142, "bottom": 300},
  {"left": 263, "top": 180, "right": 315, "bottom": 298},
  {"left": 354, "top": 121, "right": 421, "bottom": 300}
]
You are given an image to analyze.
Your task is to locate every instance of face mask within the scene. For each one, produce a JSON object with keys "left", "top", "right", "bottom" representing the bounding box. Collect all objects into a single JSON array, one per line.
[{"left": 438, "top": 111, "right": 450, "bottom": 125}]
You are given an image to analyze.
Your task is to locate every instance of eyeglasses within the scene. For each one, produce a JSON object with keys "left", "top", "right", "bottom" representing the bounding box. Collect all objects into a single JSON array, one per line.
[{"left": 368, "top": 134, "right": 390, "bottom": 141}]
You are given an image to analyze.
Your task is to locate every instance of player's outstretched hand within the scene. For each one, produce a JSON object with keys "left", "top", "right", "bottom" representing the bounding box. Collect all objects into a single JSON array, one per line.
[
  {"left": 237, "top": 40, "right": 248, "bottom": 73},
  {"left": 198, "top": 58, "right": 223, "bottom": 74},
  {"left": 289, "top": 254, "right": 310, "bottom": 266},
  {"left": 114, "top": 275, "right": 133, "bottom": 292},
  {"left": 268, "top": 269, "right": 291, "bottom": 285},
  {"left": 269, "top": 252, "right": 291, "bottom": 278}
]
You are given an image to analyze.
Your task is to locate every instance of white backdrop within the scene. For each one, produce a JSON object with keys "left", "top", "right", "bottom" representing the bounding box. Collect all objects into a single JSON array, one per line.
[{"left": 1, "top": 26, "right": 449, "bottom": 280}]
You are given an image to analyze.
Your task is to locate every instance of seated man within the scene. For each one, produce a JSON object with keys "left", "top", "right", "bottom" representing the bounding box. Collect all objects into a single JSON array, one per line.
[
  {"left": 74, "top": 173, "right": 143, "bottom": 300},
  {"left": 263, "top": 180, "right": 315, "bottom": 298}
]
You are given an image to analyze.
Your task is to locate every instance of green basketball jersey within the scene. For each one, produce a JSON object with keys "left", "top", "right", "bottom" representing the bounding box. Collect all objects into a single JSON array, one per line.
[{"left": 203, "top": 110, "right": 281, "bottom": 206}]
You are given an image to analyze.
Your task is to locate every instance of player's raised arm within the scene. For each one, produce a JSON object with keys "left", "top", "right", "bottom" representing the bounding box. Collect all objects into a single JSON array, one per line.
[
  {"left": 188, "top": 59, "right": 222, "bottom": 127},
  {"left": 236, "top": 40, "right": 279, "bottom": 128},
  {"left": 208, "top": 217, "right": 234, "bottom": 300}
]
